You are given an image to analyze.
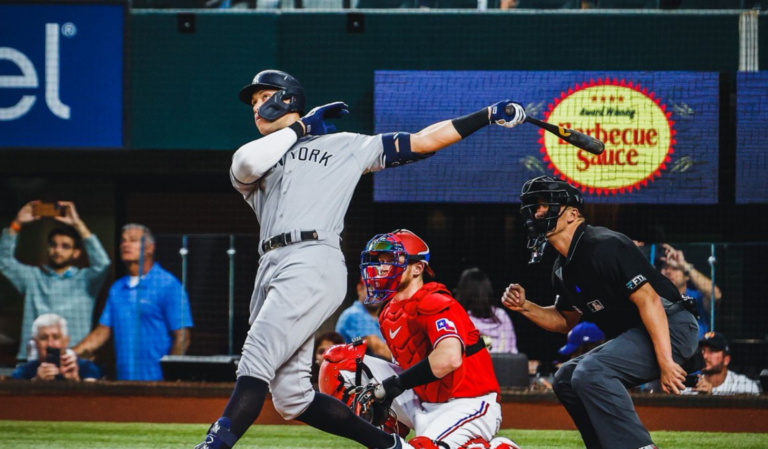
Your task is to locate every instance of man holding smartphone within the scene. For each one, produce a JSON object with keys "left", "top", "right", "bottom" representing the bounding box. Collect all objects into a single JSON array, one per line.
[
  {"left": 1, "top": 200, "right": 111, "bottom": 360},
  {"left": 11, "top": 314, "right": 101, "bottom": 381}
]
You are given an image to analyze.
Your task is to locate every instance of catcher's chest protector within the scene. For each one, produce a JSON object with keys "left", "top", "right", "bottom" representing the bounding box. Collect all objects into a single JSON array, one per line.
[{"left": 380, "top": 283, "right": 465, "bottom": 403}]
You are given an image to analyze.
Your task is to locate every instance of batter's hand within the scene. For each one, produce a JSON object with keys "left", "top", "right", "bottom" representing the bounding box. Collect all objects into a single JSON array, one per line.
[
  {"left": 299, "top": 101, "right": 349, "bottom": 136},
  {"left": 489, "top": 100, "right": 526, "bottom": 129},
  {"left": 502, "top": 283, "right": 527, "bottom": 312},
  {"left": 659, "top": 359, "right": 687, "bottom": 395}
]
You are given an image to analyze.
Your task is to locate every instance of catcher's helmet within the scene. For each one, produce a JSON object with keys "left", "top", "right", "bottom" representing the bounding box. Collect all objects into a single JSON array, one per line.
[
  {"left": 238, "top": 69, "right": 306, "bottom": 121},
  {"left": 519, "top": 176, "right": 584, "bottom": 264},
  {"left": 360, "top": 229, "right": 434, "bottom": 304}
]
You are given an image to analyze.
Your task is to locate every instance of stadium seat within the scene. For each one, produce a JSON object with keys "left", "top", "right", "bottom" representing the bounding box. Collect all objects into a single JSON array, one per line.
[
  {"left": 515, "top": 0, "right": 579, "bottom": 9},
  {"left": 490, "top": 353, "right": 530, "bottom": 388},
  {"left": 677, "top": 0, "right": 743, "bottom": 8},
  {"left": 596, "top": 0, "right": 659, "bottom": 8},
  {"left": 434, "top": 0, "right": 479, "bottom": 7},
  {"left": 356, "top": 0, "right": 416, "bottom": 7}
]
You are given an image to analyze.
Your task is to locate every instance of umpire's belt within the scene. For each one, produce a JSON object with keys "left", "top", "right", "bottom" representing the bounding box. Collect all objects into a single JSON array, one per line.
[{"left": 261, "top": 230, "right": 320, "bottom": 254}]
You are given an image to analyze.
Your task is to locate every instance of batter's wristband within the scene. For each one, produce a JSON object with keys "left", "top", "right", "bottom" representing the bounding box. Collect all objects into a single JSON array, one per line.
[
  {"left": 451, "top": 108, "right": 490, "bottom": 139},
  {"left": 390, "top": 357, "right": 439, "bottom": 393},
  {"left": 288, "top": 121, "right": 305, "bottom": 139},
  {"left": 9, "top": 220, "right": 22, "bottom": 233}
]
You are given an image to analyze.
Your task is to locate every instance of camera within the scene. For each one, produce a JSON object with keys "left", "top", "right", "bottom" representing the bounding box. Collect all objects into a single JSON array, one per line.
[
  {"left": 45, "top": 347, "right": 61, "bottom": 367},
  {"left": 32, "top": 202, "right": 68, "bottom": 218},
  {"left": 683, "top": 374, "right": 699, "bottom": 388}
]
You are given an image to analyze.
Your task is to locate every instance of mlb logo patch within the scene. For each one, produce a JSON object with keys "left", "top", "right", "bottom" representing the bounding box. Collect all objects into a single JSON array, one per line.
[
  {"left": 436, "top": 318, "right": 457, "bottom": 333},
  {"left": 587, "top": 300, "right": 604, "bottom": 313}
]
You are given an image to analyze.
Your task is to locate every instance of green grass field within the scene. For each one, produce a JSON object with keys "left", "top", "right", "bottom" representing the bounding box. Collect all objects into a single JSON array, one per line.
[{"left": 1, "top": 421, "right": 766, "bottom": 449}]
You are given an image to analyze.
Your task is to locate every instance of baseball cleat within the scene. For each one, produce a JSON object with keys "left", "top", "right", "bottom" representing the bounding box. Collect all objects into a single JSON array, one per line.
[
  {"left": 194, "top": 418, "right": 237, "bottom": 449},
  {"left": 489, "top": 436, "right": 522, "bottom": 449},
  {"left": 391, "top": 434, "right": 416, "bottom": 449}
]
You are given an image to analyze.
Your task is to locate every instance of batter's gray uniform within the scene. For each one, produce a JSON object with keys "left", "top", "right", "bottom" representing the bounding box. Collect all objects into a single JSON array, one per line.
[{"left": 231, "top": 132, "right": 387, "bottom": 420}]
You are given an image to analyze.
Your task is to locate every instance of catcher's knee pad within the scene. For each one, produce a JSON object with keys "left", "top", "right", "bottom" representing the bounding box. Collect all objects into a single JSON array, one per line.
[
  {"left": 408, "top": 436, "right": 441, "bottom": 449},
  {"left": 489, "top": 437, "right": 522, "bottom": 449}
]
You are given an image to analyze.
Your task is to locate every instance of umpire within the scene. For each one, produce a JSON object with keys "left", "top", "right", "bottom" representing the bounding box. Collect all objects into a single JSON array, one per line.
[{"left": 502, "top": 176, "right": 699, "bottom": 449}]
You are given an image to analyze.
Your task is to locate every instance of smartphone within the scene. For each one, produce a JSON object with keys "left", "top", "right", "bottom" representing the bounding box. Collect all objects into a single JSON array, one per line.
[
  {"left": 33, "top": 202, "right": 67, "bottom": 218},
  {"left": 683, "top": 374, "right": 699, "bottom": 388},
  {"left": 45, "top": 347, "right": 61, "bottom": 367}
]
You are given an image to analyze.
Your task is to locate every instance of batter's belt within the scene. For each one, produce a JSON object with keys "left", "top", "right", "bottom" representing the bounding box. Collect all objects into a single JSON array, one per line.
[{"left": 260, "top": 229, "right": 342, "bottom": 255}]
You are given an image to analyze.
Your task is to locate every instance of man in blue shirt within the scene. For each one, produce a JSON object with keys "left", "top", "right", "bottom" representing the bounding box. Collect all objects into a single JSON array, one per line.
[
  {"left": 1, "top": 201, "right": 111, "bottom": 360},
  {"left": 335, "top": 279, "right": 391, "bottom": 360},
  {"left": 74, "top": 224, "right": 193, "bottom": 381},
  {"left": 660, "top": 244, "right": 721, "bottom": 339},
  {"left": 12, "top": 313, "right": 101, "bottom": 381}
]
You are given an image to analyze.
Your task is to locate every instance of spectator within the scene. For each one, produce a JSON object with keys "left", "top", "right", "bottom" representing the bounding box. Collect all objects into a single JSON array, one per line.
[
  {"left": 0, "top": 201, "right": 110, "bottom": 360},
  {"left": 73, "top": 224, "right": 193, "bottom": 381},
  {"left": 454, "top": 267, "right": 518, "bottom": 353},
  {"left": 12, "top": 313, "right": 101, "bottom": 381},
  {"left": 557, "top": 321, "right": 605, "bottom": 359},
  {"left": 533, "top": 322, "right": 605, "bottom": 391},
  {"left": 683, "top": 332, "right": 761, "bottom": 396},
  {"left": 499, "top": 0, "right": 516, "bottom": 8},
  {"left": 660, "top": 243, "right": 722, "bottom": 339},
  {"left": 335, "top": 279, "right": 392, "bottom": 360},
  {"left": 310, "top": 331, "right": 345, "bottom": 387}
]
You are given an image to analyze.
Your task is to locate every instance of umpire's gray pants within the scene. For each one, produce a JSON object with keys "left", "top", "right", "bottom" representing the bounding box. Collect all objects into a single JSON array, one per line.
[{"left": 552, "top": 309, "right": 698, "bottom": 449}]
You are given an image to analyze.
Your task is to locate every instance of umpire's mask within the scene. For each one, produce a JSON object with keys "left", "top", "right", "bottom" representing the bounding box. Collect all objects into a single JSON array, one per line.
[{"left": 519, "top": 176, "right": 584, "bottom": 264}]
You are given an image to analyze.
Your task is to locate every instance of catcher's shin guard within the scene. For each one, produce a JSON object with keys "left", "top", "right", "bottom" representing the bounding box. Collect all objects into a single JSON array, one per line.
[
  {"left": 194, "top": 418, "right": 238, "bottom": 449},
  {"left": 407, "top": 436, "right": 441, "bottom": 449}
]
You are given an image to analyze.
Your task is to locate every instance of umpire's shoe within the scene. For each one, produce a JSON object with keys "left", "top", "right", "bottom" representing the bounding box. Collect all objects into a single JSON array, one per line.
[{"left": 194, "top": 418, "right": 238, "bottom": 449}]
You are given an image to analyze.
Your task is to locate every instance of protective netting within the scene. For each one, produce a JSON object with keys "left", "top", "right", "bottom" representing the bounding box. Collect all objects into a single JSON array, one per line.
[{"left": 0, "top": 6, "right": 765, "bottom": 405}]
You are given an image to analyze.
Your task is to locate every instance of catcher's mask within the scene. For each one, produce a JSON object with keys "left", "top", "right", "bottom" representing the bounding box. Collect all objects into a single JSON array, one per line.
[
  {"left": 520, "top": 176, "right": 583, "bottom": 264},
  {"left": 360, "top": 229, "right": 434, "bottom": 304}
]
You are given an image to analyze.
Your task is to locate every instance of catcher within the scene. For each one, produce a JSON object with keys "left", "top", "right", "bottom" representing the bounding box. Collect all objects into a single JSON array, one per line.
[{"left": 320, "top": 229, "right": 521, "bottom": 449}]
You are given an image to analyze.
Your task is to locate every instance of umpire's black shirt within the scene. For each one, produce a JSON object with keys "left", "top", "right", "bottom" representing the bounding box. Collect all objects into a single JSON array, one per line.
[{"left": 553, "top": 223, "right": 682, "bottom": 339}]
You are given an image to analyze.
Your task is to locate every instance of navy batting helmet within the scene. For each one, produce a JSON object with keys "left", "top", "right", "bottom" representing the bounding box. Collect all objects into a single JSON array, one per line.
[{"left": 238, "top": 70, "right": 306, "bottom": 121}]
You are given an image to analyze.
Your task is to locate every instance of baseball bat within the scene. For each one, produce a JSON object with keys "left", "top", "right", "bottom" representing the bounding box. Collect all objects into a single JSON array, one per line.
[{"left": 505, "top": 104, "right": 605, "bottom": 155}]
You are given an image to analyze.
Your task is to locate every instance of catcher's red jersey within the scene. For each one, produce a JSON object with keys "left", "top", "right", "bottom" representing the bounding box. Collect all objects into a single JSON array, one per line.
[{"left": 379, "top": 282, "right": 500, "bottom": 403}]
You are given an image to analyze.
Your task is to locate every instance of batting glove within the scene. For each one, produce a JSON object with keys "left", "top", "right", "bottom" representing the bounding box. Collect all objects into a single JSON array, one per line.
[
  {"left": 489, "top": 100, "right": 526, "bottom": 129},
  {"left": 299, "top": 101, "right": 349, "bottom": 136}
]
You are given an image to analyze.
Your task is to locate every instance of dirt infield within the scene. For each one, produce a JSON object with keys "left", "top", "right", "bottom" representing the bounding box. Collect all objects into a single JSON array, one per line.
[{"left": 0, "top": 381, "right": 766, "bottom": 433}]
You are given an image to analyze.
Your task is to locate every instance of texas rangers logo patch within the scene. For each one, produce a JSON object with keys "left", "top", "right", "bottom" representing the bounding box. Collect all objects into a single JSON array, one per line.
[{"left": 435, "top": 318, "right": 457, "bottom": 333}]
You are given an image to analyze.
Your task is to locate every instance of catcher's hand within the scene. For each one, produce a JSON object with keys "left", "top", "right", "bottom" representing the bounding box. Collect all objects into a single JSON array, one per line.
[{"left": 354, "top": 381, "right": 393, "bottom": 427}]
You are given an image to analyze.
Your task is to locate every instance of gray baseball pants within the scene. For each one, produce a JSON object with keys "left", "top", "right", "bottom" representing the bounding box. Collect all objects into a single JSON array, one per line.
[
  {"left": 236, "top": 239, "right": 347, "bottom": 420},
  {"left": 553, "top": 309, "right": 699, "bottom": 449}
]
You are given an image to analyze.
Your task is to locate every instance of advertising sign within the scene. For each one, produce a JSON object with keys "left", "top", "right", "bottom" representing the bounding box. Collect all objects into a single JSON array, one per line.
[
  {"left": 0, "top": 3, "right": 124, "bottom": 148},
  {"left": 374, "top": 71, "right": 719, "bottom": 204},
  {"left": 736, "top": 72, "right": 768, "bottom": 204}
]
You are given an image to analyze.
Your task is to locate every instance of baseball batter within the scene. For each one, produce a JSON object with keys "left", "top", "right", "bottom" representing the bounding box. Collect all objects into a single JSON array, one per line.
[
  {"left": 319, "top": 230, "right": 520, "bottom": 449},
  {"left": 195, "top": 70, "right": 526, "bottom": 449}
]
